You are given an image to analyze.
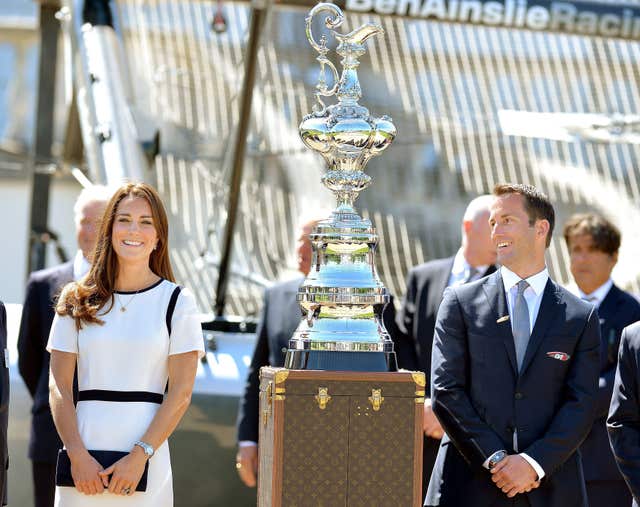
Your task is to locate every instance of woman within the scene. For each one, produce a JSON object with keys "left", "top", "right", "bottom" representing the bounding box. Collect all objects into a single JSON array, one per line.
[{"left": 48, "top": 182, "right": 204, "bottom": 506}]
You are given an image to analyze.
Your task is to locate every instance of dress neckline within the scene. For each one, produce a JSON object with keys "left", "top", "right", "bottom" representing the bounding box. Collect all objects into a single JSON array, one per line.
[{"left": 114, "top": 278, "right": 164, "bottom": 295}]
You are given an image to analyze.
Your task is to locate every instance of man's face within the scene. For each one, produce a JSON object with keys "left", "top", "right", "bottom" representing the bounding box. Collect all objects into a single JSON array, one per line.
[
  {"left": 76, "top": 199, "right": 107, "bottom": 261},
  {"left": 466, "top": 210, "right": 497, "bottom": 266},
  {"left": 489, "top": 193, "right": 542, "bottom": 274},
  {"left": 296, "top": 224, "right": 314, "bottom": 276},
  {"left": 568, "top": 233, "right": 617, "bottom": 294}
]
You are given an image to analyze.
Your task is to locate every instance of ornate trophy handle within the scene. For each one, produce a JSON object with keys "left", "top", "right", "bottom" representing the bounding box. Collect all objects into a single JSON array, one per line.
[{"left": 305, "top": 3, "right": 343, "bottom": 113}]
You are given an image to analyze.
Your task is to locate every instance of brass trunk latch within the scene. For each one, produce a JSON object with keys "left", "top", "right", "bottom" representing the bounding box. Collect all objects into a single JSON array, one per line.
[
  {"left": 262, "top": 381, "right": 273, "bottom": 426},
  {"left": 315, "top": 387, "right": 331, "bottom": 410},
  {"left": 368, "top": 388, "right": 384, "bottom": 411}
]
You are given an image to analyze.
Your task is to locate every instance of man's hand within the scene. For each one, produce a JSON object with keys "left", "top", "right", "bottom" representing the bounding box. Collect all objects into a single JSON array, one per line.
[
  {"left": 491, "top": 455, "right": 540, "bottom": 497},
  {"left": 236, "top": 445, "right": 259, "bottom": 487},
  {"left": 423, "top": 398, "right": 444, "bottom": 439}
]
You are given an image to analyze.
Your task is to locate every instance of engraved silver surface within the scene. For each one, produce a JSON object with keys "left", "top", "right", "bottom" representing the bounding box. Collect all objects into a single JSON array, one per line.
[{"left": 289, "top": 3, "right": 396, "bottom": 358}]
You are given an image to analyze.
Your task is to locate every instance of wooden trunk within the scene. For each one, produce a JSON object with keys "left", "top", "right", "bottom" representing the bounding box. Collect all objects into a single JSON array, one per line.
[{"left": 258, "top": 367, "right": 424, "bottom": 507}]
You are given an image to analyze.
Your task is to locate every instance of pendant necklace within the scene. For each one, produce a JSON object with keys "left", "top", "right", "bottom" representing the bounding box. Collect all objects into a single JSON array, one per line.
[{"left": 116, "top": 290, "right": 141, "bottom": 312}]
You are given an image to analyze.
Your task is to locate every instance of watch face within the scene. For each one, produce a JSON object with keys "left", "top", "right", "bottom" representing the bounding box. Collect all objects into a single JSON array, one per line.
[{"left": 490, "top": 451, "right": 506, "bottom": 468}]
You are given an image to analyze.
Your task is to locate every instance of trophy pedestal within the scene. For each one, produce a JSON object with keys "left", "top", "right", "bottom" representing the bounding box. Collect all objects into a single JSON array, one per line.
[
  {"left": 257, "top": 367, "right": 424, "bottom": 507},
  {"left": 283, "top": 350, "right": 392, "bottom": 371}
]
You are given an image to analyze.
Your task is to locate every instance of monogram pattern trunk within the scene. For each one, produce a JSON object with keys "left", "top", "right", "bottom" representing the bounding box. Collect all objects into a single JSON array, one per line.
[{"left": 258, "top": 368, "right": 424, "bottom": 507}]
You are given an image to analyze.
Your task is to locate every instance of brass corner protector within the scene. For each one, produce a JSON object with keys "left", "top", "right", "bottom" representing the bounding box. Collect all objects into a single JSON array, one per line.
[
  {"left": 411, "top": 372, "right": 426, "bottom": 388},
  {"left": 274, "top": 369, "right": 290, "bottom": 385}
]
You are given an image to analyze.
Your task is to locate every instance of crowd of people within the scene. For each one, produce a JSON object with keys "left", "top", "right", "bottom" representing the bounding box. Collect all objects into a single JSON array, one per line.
[
  {"left": 235, "top": 183, "right": 640, "bottom": 507},
  {"left": 3, "top": 180, "right": 640, "bottom": 506}
]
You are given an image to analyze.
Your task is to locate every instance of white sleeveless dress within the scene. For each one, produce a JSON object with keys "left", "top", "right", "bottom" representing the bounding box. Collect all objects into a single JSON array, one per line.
[{"left": 47, "top": 280, "right": 204, "bottom": 507}]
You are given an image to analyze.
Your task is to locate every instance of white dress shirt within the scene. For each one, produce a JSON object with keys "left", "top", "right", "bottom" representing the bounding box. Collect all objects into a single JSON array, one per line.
[
  {"left": 575, "top": 279, "right": 613, "bottom": 309},
  {"left": 483, "top": 266, "right": 549, "bottom": 480},
  {"left": 72, "top": 250, "right": 91, "bottom": 281},
  {"left": 501, "top": 265, "right": 549, "bottom": 335},
  {"left": 447, "top": 249, "right": 489, "bottom": 287}
]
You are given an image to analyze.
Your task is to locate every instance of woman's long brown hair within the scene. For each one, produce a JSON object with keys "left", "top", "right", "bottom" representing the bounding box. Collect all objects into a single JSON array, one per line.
[{"left": 56, "top": 182, "right": 175, "bottom": 329}]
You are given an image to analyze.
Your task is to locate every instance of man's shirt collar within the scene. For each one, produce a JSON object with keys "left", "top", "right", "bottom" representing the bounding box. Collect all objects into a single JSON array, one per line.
[
  {"left": 451, "top": 249, "right": 489, "bottom": 279},
  {"left": 501, "top": 265, "right": 549, "bottom": 295},
  {"left": 576, "top": 278, "right": 613, "bottom": 307},
  {"left": 73, "top": 250, "right": 91, "bottom": 281}
]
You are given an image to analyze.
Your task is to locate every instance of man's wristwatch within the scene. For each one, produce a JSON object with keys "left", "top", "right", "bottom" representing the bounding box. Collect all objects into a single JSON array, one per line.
[
  {"left": 487, "top": 450, "right": 507, "bottom": 470},
  {"left": 134, "top": 440, "right": 155, "bottom": 459}
]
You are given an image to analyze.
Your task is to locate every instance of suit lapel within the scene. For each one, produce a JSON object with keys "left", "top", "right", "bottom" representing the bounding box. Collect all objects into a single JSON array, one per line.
[
  {"left": 50, "top": 262, "right": 74, "bottom": 302},
  {"left": 519, "top": 279, "right": 561, "bottom": 376},
  {"left": 437, "top": 258, "right": 455, "bottom": 298},
  {"left": 596, "top": 284, "right": 620, "bottom": 325},
  {"left": 482, "top": 273, "right": 518, "bottom": 375}
]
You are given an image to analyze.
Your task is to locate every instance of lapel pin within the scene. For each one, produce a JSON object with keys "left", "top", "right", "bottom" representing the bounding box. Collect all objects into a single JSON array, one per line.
[{"left": 496, "top": 315, "right": 510, "bottom": 323}]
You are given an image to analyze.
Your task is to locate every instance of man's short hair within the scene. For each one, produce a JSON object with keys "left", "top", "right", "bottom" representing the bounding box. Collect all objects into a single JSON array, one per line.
[
  {"left": 493, "top": 183, "right": 555, "bottom": 247},
  {"left": 73, "top": 185, "right": 113, "bottom": 225},
  {"left": 563, "top": 213, "right": 620, "bottom": 256}
]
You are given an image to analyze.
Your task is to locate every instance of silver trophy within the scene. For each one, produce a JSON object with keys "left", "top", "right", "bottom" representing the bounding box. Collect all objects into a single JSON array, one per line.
[{"left": 285, "top": 3, "right": 397, "bottom": 371}]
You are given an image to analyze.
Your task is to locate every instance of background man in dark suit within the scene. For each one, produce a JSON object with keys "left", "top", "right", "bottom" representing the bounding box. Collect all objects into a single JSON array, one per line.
[
  {"left": 235, "top": 217, "right": 322, "bottom": 487},
  {"left": 564, "top": 213, "right": 640, "bottom": 507},
  {"left": 0, "top": 301, "right": 9, "bottom": 506},
  {"left": 608, "top": 322, "right": 640, "bottom": 506},
  {"left": 395, "top": 194, "right": 497, "bottom": 496},
  {"left": 427, "top": 183, "right": 600, "bottom": 507},
  {"left": 17, "top": 185, "right": 110, "bottom": 507}
]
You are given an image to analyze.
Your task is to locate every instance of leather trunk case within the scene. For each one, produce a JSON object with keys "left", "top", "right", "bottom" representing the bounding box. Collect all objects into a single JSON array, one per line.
[{"left": 258, "top": 367, "right": 424, "bottom": 507}]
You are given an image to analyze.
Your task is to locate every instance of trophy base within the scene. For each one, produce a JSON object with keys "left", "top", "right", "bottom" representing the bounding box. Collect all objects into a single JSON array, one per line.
[{"left": 284, "top": 349, "right": 394, "bottom": 372}]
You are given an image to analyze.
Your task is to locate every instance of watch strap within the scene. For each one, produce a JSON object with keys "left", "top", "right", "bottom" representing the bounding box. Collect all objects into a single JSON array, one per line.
[{"left": 134, "top": 440, "right": 155, "bottom": 458}]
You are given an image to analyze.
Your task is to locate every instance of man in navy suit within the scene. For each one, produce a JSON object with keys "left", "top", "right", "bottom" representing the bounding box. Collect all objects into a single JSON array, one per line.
[
  {"left": 563, "top": 213, "right": 640, "bottom": 507},
  {"left": 0, "top": 302, "right": 9, "bottom": 505},
  {"left": 17, "top": 186, "right": 110, "bottom": 507},
  {"left": 426, "top": 183, "right": 600, "bottom": 507},
  {"left": 608, "top": 322, "right": 640, "bottom": 506},
  {"left": 395, "top": 194, "right": 497, "bottom": 496}
]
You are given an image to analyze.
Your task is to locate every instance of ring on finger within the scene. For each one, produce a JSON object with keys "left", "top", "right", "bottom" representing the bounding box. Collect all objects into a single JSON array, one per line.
[{"left": 122, "top": 487, "right": 131, "bottom": 495}]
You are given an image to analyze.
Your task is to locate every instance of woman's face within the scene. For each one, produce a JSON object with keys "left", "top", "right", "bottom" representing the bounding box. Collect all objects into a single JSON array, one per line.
[{"left": 111, "top": 195, "right": 158, "bottom": 266}]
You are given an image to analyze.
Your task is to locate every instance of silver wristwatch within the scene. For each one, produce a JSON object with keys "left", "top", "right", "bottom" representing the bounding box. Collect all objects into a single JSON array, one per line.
[
  {"left": 134, "top": 440, "right": 155, "bottom": 459},
  {"left": 487, "top": 450, "right": 507, "bottom": 470}
]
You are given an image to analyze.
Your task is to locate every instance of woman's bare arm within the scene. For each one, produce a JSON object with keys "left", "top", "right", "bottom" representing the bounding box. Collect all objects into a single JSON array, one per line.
[{"left": 50, "top": 350, "right": 106, "bottom": 495}]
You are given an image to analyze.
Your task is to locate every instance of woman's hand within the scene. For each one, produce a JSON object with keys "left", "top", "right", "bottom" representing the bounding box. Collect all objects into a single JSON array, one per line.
[
  {"left": 99, "top": 446, "right": 148, "bottom": 495},
  {"left": 69, "top": 450, "right": 106, "bottom": 495}
]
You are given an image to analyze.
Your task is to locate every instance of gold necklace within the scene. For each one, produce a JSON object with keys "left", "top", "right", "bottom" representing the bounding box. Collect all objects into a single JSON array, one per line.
[
  {"left": 114, "top": 276, "right": 159, "bottom": 312},
  {"left": 115, "top": 290, "right": 141, "bottom": 312}
]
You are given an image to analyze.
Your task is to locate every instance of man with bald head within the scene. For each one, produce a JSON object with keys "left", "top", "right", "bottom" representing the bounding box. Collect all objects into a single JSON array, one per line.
[{"left": 394, "top": 194, "right": 498, "bottom": 497}]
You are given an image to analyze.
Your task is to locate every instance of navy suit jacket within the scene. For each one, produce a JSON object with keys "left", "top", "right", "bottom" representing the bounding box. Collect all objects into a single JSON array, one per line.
[
  {"left": 17, "top": 262, "right": 73, "bottom": 463},
  {"left": 0, "top": 302, "right": 9, "bottom": 505},
  {"left": 395, "top": 257, "right": 496, "bottom": 492},
  {"left": 608, "top": 321, "right": 640, "bottom": 506},
  {"left": 580, "top": 284, "right": 640, "bottom": 483},
  {"left": 426, "top": 271, "right": 600, "bottom": 507},
  {"left": 236, "top": 277, "right": 302, "bottom": 443}
]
